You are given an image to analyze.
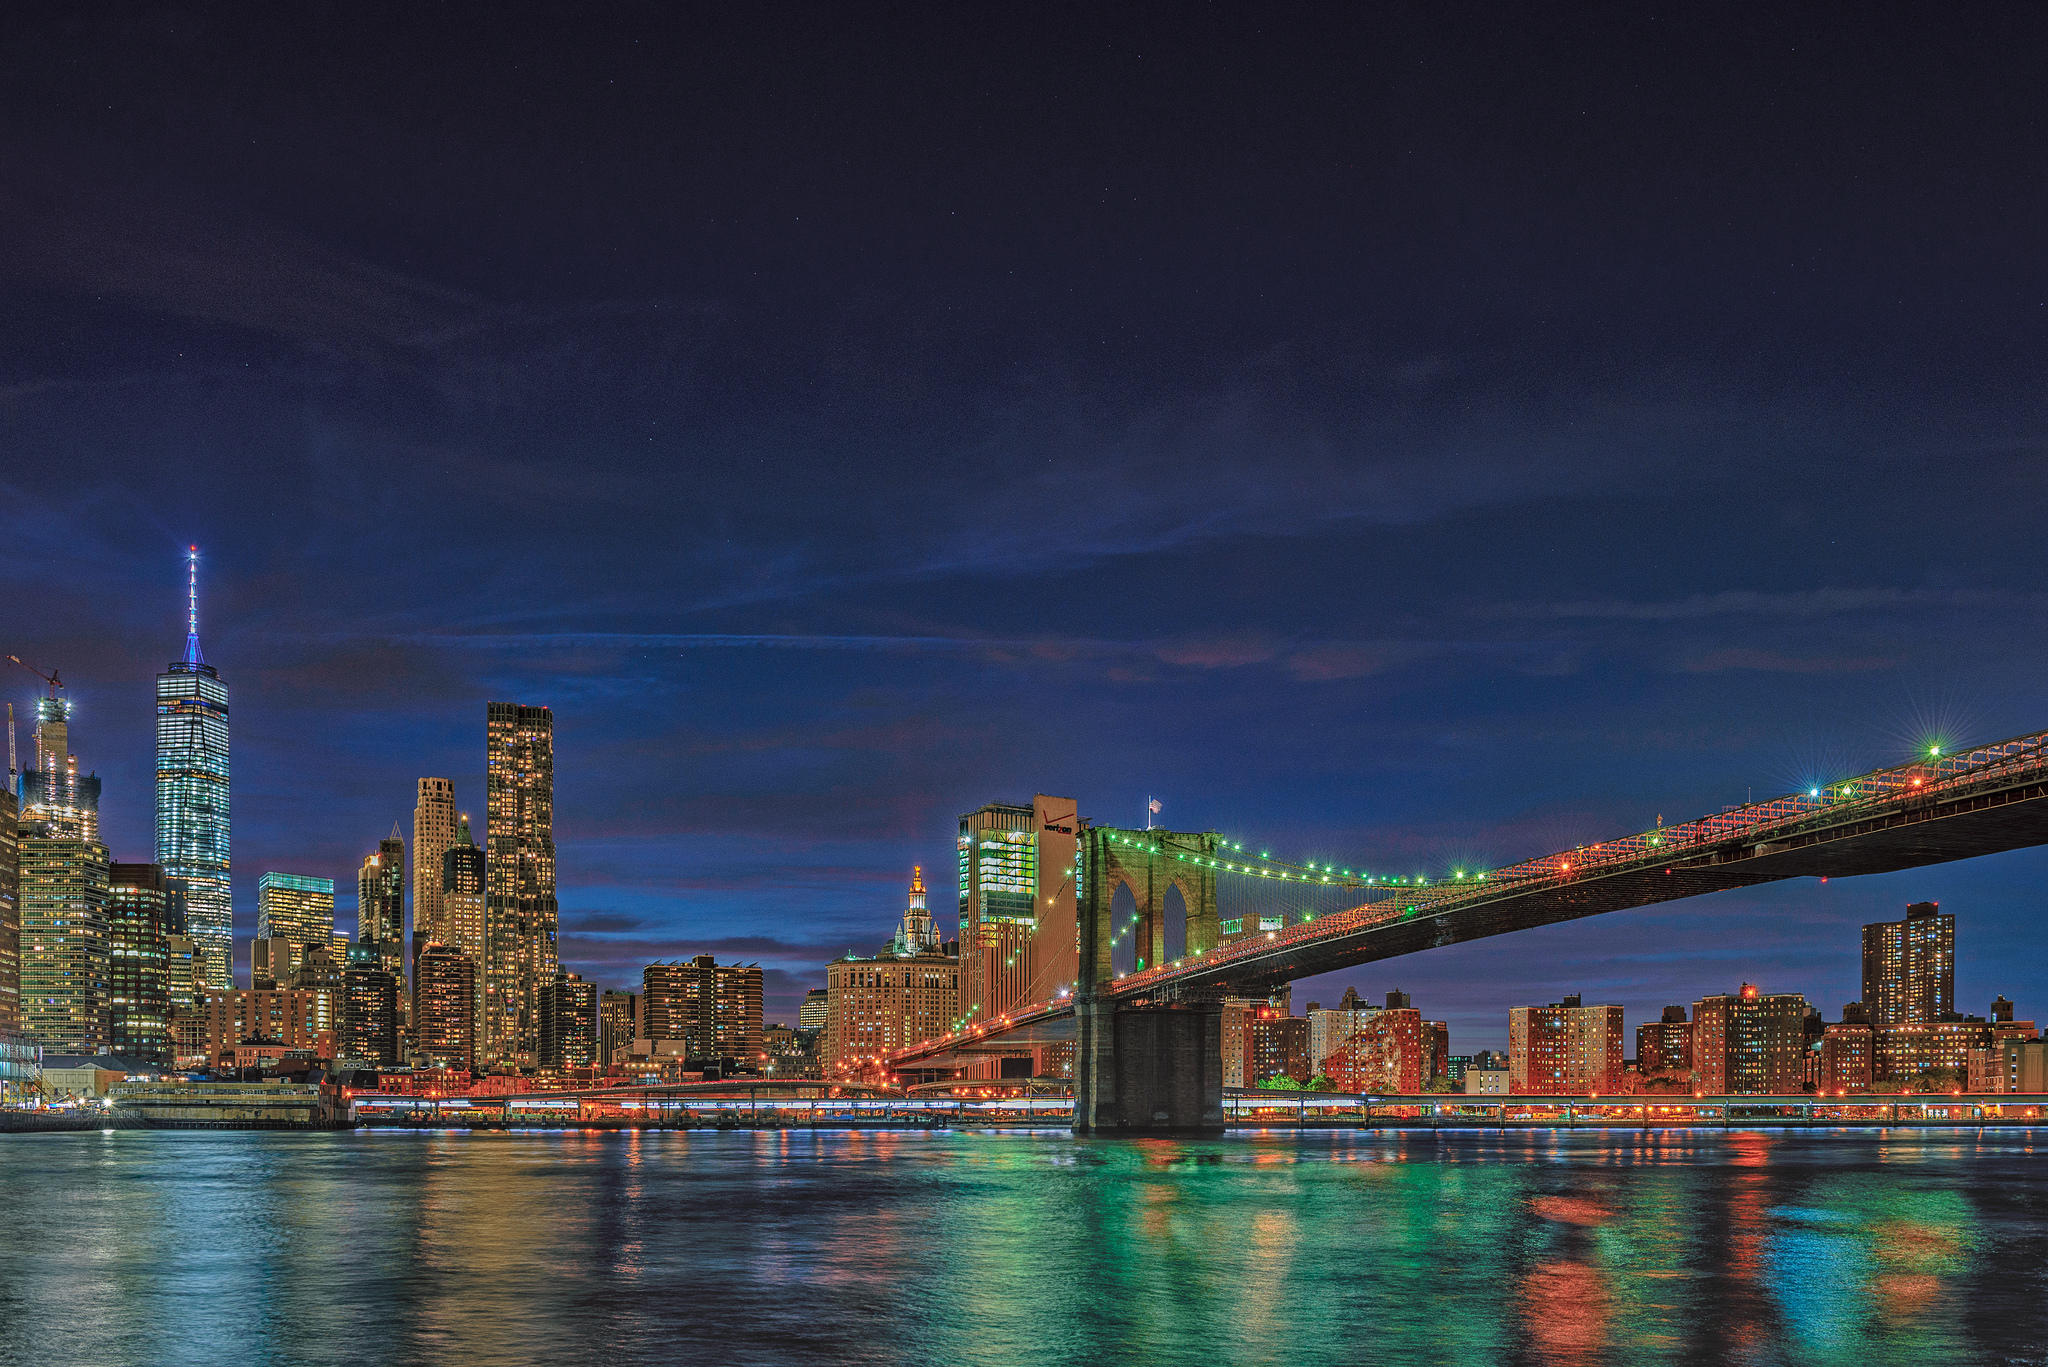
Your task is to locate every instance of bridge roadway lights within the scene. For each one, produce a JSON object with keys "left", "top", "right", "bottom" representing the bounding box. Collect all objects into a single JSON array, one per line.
[{"left": 1073, "top": 996, "right": 1226, "bottom": 1136}]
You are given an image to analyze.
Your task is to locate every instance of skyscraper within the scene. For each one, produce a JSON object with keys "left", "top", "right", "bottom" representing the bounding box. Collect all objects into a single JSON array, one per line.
[
  {"left": 442, "top": 815, "right": 487, "bottom": 1050},
  {"left": 156, "top": 547, "right": 231, "bottom": 991},
  {"left": 21, "top": 692, "right": 101, "bottom": 841},
  {"left": 19, "top": 837, "right": 110, "bottom": 1055},
  {"left": 0, "top": 788, "right": 17, "bottom": 1032},
  {"left": 1862, "top": 901, "right": 1954, "bottom": 1026},
  {"left": 357, "top": 832, "right": 405, "bottom": 986},
  {"left": 956, "top": 796, "right": 1078, "bottom": 1043},
  {"left": 484, "top": 703, "right": 556, "bottom": 1070},
  {"left": 19, "top": 695, "right": 110, "bottom": 1055},
  {"left": 108, "top": 863, "right": 171, "bottom": 1064},
  {"left": 256, "top": 872, "right": 335, "bottom": 980},
  {"left": 442, "top": 815, "right": 486, "bottom": 965},
  {"left": 412, "top": 778, "right": 457, "bottom": 956}
]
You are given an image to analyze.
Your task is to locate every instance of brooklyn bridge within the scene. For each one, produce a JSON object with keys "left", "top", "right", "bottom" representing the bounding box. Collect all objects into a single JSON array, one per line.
[{"left": 885, "top": 728, "right": 2048, "bottom": 1133}]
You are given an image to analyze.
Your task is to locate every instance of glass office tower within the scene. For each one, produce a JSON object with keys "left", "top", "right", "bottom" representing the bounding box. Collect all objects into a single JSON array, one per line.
[{"left": 156, "top": 548, "right": 231, "bottom": 990}]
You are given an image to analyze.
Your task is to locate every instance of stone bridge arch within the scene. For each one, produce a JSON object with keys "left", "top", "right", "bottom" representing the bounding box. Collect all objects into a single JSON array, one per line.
[{"left": 1079, "top": 826, "right": 1221, "bottom": 993}]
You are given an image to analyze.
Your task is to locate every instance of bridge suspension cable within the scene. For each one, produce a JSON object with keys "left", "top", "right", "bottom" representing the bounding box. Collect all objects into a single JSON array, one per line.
[{"left": 1106, "top": 727, "right": 2048, "bottom": 996}]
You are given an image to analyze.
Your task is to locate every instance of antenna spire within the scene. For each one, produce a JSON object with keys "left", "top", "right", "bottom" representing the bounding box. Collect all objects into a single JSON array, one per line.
[{"left": 182, "top": 545, "right": 207, "bottom": 667}]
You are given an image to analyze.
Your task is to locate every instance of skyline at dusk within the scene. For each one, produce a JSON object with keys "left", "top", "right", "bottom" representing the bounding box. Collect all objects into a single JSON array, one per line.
[
  {"left": 10, "top": 9, "right": 2048, "bottom": 1365},
  {"left": 9, "top": 6, "right": 2048, "bottom": 1049}
]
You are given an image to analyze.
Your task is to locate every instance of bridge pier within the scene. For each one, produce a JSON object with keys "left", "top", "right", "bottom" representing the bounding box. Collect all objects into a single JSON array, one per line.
[{"left": 1074, "top": 997, "right": 1226, "bottom": 1135}]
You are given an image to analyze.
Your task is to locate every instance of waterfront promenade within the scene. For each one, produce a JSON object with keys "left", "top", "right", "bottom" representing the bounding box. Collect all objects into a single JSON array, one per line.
[{"left": 344, "top": 1089, "right": 2048, "bottom": 1131}]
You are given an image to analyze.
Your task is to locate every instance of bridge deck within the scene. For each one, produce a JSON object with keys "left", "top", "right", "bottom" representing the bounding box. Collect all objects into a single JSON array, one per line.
[{"left": 891, "top": 728, "right": 2048, "bottom": 1068}]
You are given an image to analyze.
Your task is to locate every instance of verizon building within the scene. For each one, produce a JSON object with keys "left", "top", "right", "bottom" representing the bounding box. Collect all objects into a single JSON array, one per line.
[{"left": 956, "top": 796, "right": 1079, "bottom": 1042}]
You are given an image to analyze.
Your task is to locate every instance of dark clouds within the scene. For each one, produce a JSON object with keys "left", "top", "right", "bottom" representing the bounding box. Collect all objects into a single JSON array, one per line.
[{"left": 4, "top": 4, "right": 2047, "bottom": 1041}]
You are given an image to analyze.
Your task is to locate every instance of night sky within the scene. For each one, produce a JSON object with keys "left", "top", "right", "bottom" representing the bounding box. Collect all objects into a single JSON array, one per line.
[{"left": 6, "top": 5, "right": 2047, "bottom": 1048}]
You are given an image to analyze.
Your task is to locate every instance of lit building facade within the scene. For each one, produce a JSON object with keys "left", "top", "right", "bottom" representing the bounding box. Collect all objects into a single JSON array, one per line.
[
  {"left": 0, "top": 1027, "right": 37, "bottom": 1104},
  {"left": 19, "top": 828, "right": 110, "bottom": 1056},
  {"left": 155, "top": 549, "right": 231, "bottom": 991},
  {"left": 256, "top": 872, "right": 335, "bottom": 981},
  {"left": 762, "top": 1023, "right": 820, "bottom": 1078},
  {"left": 798, "top": 988, "right": 828, "bottom": 1032},
  {"left": 1873, "top": 1019, "right": 1992, "bottom": 1085},
  {"left": 250, "top": 937, "right": 297, "bottom": 991},
  {"left": 411, "top": 778, "right": 458, "bottom": 957},
  {"left": 19, "top": 690, "right": 111, "bottom": 1054},
  {"left": 1818, "top": 1022, "right": 1874, "bottom": 1093},
  {"left": 357, "top": 834, "right": 406, "bottom": 985},
  {"left": 1307, "top": 1002, "right": 1375, "bottom": 1073},
  {"left": 599, "top": 989, "right": 640, "bottom": 1067},
  {"left": 1862, "top": 901, "right": 1953, "bottom": 1027},
  {"left": 484, "top": 702, "right": 557, "bottom": 1069},
  {"left": 956, "top": 796, "right": 1078, "bottom": 1043},
  {"left": 1509, "top": 996, "right": 1623, "bottom": 1094},
  {"left": 414, "top": 943, "right": 478, "bottom": 1072},
  {"left": 108, "top": 862, "right": 171, "bottom": 1064},
  {"left": 166, "top": 934, "right": 200, "bottom": 1016},
  {"left": 1323, "top": 1007, "right": 1424, "bottom": 1092},
  {"left": 442, "top": 816, "right": 487, "bottom": 1046},
  {"left": 824, "top": 871, "right": 960, "bottom": 1074},
  {"left": 0, "top": 788, "right": 16, "bottom": 1031},
  {"left": 187, "top": 987, "right": 335, "bottom": 1066},
  {"left": 1241, "top": 1008, "right": 1310, "bottom": 1086},
  {"left": 1423, "top": 1020, "right": 1450, "bottom": 1083},
  {"left": 1465, "top": 1068, "right": 1511, "bottom": 1095},
  {"left": 21, "top": 693, "right": 101, "bottom": 843},
  {"left": 539, "top": 968, "right": 598, "bottom": 1070},
  {"left": 1636, "top": 1005, "right": 1691, "bottom": 1074},
  {"left": 642, "top": 956, "right": 763, "bottom": 1066},
  {"left": 1692, "top": 985, "right": 1808, "bottom": 1094},
  {"left": 1220, "top": 992, "right": 1290, "bottom": 1088},
  {"left": 1997, "top": 1039, "right": 2048, "bottom": 1094},
  {"left": 341, "top": 944, "right": 399, "bottom": 1066}
]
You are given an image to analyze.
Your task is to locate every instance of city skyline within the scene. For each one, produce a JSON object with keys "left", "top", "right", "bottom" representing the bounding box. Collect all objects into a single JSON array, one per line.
[
  {"left": 9, "top": 7, "right": 2048, "bottom": 1051},
  {"left": 6, "top": 574, "right": 2041, "bottom": 1056},
  {"left": 7, "top": 7, "right": 2048, "bottom": 1363}
]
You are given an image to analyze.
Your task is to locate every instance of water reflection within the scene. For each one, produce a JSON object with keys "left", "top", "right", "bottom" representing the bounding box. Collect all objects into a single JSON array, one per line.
[{"left": 0, "top": 1128, "right": 2041, "bottom": 1365}]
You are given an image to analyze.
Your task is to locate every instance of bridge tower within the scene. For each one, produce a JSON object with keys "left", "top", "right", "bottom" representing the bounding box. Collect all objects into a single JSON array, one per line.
[{"left": 1074, "top": 826, "right": 1228, "bottom": 1135}]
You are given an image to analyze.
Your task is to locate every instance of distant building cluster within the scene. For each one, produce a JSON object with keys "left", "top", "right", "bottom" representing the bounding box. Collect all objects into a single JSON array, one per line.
[
  {"left": 0, "top": 555, "right": 783, "bottom": 1104},
  {"left": 1612, "top": 901, "right": 2041, "bottom": 1097}
]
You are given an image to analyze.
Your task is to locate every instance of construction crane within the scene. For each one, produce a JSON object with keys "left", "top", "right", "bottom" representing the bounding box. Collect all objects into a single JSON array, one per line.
[
  {"left": 6, "top": 656, "right": 62, "bottom": 789},
  {"left": 6, "top": 655, "right": 61, "bottom": 699}
]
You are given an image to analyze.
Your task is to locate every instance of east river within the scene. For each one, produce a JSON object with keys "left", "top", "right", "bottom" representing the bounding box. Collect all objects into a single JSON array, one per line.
[{"left": 2, "top": 1128, "right": 2046, "bottom": 1366}]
